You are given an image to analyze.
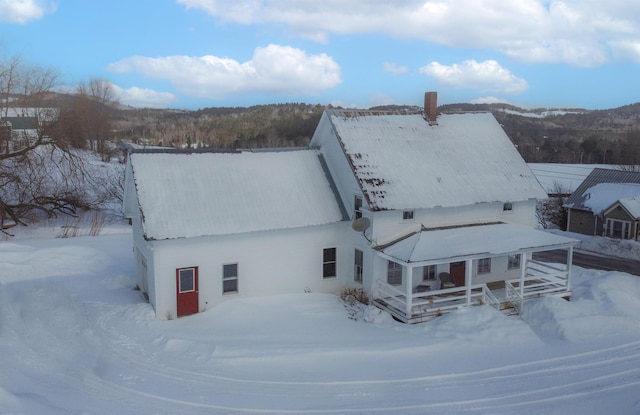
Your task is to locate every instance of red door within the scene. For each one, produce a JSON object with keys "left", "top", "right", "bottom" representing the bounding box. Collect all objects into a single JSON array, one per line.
[
  {"left": 176, "top": 267, "right": 198, "bottom": 317},
  {"left": 450, "top": 261, "right": 466, "bottom": 287}
]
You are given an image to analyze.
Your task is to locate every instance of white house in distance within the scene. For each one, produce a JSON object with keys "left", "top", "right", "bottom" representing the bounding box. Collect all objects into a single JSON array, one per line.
[{"left": 123, "top": 92, "right": 578, "bottom": 322}]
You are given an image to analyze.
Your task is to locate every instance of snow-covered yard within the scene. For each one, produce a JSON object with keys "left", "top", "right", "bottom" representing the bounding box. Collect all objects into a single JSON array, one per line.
[{"left": 1, "top": 224, "right": 640, "bottom": 414}]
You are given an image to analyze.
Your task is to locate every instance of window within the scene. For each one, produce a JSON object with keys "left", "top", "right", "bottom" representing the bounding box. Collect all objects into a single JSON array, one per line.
[
  {"left": 354, "top": 195, "right": 363, "bottom": 219},
  {"left": 503, "top": 202, "right": 513, "bottom": 212},
  {"left": 178, "top": 268, "right": 196, "bottom": 293},
  {"left": 606, "top": 219, "right": 631, "bottom": 239},
  {"left": 402, "top": 210, "right": 414, "bottom": 220},
  {"left": 223, "top": 263, "right": 238, "bottom": 293},
  {"left": 323, "top": 248, "right": 337, "bottom": 279},
  {"left": 423, "top": 265, "right": 436, "bottom": 281},
  {"left": 387, "top": 261, "right": 402, "bottom": 285},
  {"left": 354, "top": 249, "right": 363, "bottom": 283},
  {"left": 477, "top": 258, "right": 491, "bottom": 274},
  {"left": 508, "top": 254, "right": 521, "bottom": 270}
]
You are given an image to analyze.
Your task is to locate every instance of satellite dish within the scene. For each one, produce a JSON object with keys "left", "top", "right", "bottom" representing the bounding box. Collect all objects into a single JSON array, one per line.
[{"left": 351, "top": 217, "right": 370, "bottom": 232}]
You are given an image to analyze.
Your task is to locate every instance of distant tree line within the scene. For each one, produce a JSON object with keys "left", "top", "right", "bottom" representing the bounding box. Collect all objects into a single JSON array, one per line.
[
  {"left": 111, "top": 103, "right": 326, "bottom": 150},
  {"left": 115, "top": 102, "right": 640, "bottom": 166},
  {"left": 494, "top": 111, "right": 640, "bottom": 165}
]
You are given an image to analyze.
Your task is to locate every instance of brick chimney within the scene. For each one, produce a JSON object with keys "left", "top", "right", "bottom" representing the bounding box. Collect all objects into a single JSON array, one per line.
[{"left": 424, "top": 91, "right": 438, "bottom": 124}]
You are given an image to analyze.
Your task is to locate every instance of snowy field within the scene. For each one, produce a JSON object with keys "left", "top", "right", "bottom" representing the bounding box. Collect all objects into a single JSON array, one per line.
[
  {"left": 1, "top": 222, "right": 640, "bottom": 414},
  {"left": 528, "top": 163, "right": 619, "bottom": 194}
]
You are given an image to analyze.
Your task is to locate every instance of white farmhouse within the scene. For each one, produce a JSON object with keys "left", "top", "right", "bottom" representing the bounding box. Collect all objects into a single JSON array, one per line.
[{"left": 124, "top": 92, "right": 578, "bottom": 322}]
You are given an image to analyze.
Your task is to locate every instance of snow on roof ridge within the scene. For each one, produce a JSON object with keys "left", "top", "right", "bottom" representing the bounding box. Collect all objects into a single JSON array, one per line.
[{"left": 580, "top": 182, "right": 640, "bottom": 214}]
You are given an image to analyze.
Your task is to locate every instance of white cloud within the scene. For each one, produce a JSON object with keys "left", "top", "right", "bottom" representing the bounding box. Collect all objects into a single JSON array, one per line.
[
  {"left": 111, "top": 85, "right": 178, "bottom": 108},
  {"left": 175, "top": 0, "right": 640, "bottom": 66},
  {"left": 383, "top": 62, "right": 408, "bottom": 75},
  {"left": 608, "top": 40, "right": 640, "bottom": 63},
  {"left": 420, "top": 60, "right": 528, "bottom": 95},
  {"left": 108, "top": 44, "right": 341, "bottom": 99},
  {"left": 0, "top": 0, "right": 56, "bottom": 24}
]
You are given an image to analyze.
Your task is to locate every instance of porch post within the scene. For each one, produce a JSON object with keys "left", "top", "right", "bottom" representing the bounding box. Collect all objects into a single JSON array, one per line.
[
  {"left": 465, "top": 259, "right": 472, "bottom": 306},
  {"left": 566, "top": 246, "right": 573, "bottom": 290},
  {"left": 519, "top": 252, "right": 527, "bottom": 297},
  {"left": 405, "top": 264, "right": 414, "bottom": 319}
]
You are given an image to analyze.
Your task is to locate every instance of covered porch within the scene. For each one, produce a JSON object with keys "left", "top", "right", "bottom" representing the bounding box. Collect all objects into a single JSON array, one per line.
[{"left": 371, "top": 223, "right": 579, "bottom": 323}]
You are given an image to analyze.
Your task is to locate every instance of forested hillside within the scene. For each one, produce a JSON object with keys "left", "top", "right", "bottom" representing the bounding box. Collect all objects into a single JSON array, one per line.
[
  {"left": 111, "top": 101, "right": 640, "bottom": 165},
  {"left": 111, "top": 103, "right": 326, "bottom": 150}
]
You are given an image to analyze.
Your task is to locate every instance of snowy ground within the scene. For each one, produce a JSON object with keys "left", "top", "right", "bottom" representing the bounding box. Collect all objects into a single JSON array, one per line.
[
  {"left": 547, "top": 228, "right": 640, "bottom": 261},
  {"left": 1, "top": 222, "right": 640, "bottom": 414}
]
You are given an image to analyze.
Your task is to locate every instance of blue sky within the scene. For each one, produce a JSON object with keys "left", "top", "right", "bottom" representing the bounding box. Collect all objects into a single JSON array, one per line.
[{"left": 1, "top": 0, "right": 639, "bottom": 110}]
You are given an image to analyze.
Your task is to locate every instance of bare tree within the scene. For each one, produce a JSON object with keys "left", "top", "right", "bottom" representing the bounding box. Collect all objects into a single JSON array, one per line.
[
  {"left": 0, "top": 54, "right": 96, "bottom": 234},
  {"left": 76, "top": 78, "right": 117, "bottom": 158},
  {"left": 536, "top": 182, "right": 570, "bottom": 230},
  {"left": 0, "top": 55, "right": 60, "bottom": 155}
]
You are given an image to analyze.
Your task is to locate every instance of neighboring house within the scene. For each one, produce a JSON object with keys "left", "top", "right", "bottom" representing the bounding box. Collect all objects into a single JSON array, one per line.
[
  {"left": 564, "top": 168, "right": 640, "bottom": 239},
  {"left": 124, "top": 92, "right": 578, "bottom": 322},
  {"left": 1, "top": 107, "right": 56, "bottom": 152},
  {"left": 0, "top": 115, "right": 39, "bottom": 152}
]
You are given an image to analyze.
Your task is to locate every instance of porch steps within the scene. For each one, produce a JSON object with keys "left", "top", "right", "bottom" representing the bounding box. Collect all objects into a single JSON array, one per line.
[{"left": 499, "top": 302, "right": 519, "bottom": 317}]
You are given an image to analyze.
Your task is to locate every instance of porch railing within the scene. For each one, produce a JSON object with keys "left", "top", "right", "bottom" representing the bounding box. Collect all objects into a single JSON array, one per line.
[
  {"left": 373, "top": 279, "right": 500, "bottom": 322},
  {"left": 505, "top": 259, "right": 570, "bottom": 313}
]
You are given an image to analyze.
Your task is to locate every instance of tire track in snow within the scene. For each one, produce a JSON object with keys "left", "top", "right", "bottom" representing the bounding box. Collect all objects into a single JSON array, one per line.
[{"left": 83, "top": 302, "right": 640, "bottom": 414}]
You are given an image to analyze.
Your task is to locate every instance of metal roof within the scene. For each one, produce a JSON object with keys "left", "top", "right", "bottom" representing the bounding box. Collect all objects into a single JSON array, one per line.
[
  {"left": 1, "top": 116, "right": 39, "bottom": 130},
  {"left": 564, "top": 168, "right": 640, "bottom": 211},
  {"left": 326, "top": 110, "right": 547, "bottom": 211}
]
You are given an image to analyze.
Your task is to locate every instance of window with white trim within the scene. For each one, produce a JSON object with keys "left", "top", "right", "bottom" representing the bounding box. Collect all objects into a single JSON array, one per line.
[
  {"left": 508, "top": 254, "right": 521, "bottom": 270},
  {"left": 354, "top": 249, "right": 363, "bottom": 283},
  {"left": 477, "top": 258, "right": 491, "bottom": 274},
  {"left": 223, "top": 263, "right": 238, "bottom": 294},
  {"left": 178, "top": 267, "right": 196, "bottom": 293},
  {"left": 387, "top": 261, "right": 402, "bottom": 285},
  {"left": 323, "top": 248, "right": 337, "bottom": 279},
  {"left": 423, "top": 265, "right": 436, "bottom": 281},
  {"left": 605, "top": 219, "right": 631, "bottom": 239}
]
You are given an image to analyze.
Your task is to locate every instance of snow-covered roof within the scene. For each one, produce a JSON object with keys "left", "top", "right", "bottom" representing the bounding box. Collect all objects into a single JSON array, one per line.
[
  {"left": 616, "top": 197, "right": 640, "bottom": 218},
  {"left": 381, "top": 223, "right": 578, "bottom": 264},
  {"left": 326, "top": 110, "right": 547, "bottom": 210},
  {"left": 564, "top": 168, "right": 640, "bottom": 212},
  {"left": 579, "top": 183, "right": 640, "bottom": 215},
  {"left": 129, "top": 149, "right": 347, "bottom": 240}
]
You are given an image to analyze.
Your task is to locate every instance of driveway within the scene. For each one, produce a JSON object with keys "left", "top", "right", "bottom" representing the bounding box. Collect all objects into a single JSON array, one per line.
[{"left": 533, "top": 250, "right": 640, "bottom": 275}]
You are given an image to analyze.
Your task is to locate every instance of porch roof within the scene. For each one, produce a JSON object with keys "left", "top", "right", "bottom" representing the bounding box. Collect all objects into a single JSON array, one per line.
[{"left": 379, "top": 223, "right": 578, "bottom": 265}]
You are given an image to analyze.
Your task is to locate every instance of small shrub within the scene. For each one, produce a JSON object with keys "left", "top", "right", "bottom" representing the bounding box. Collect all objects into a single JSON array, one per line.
[
  {"left": 57, "top": 217, "right": 81, "bottom": 238},
  {"left": 339, "top": 287, "right": 369, "bottom": 306},
  {"left": 88, "top": 211, "right": 106, "bottom": 236}
]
